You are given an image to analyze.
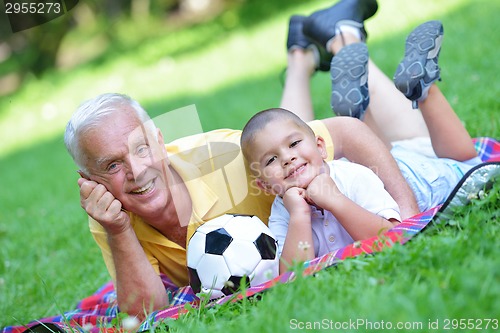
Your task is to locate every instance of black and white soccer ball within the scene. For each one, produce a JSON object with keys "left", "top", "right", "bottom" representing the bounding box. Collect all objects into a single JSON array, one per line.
[{"left": 187, "top": 214, "right": 279, "bottom": 299}]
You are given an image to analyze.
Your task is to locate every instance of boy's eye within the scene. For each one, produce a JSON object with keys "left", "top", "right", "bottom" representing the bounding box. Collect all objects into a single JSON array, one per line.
[
  {"left": 265, "top": 156, "right": 276, "bottom": 166},
  {"left": 290, "top": 140, "right": 301, "bottom": 147}
]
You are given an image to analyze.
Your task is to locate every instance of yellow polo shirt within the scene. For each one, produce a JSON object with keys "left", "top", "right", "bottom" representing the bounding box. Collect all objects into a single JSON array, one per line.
[{"left": 89, "top": 121, "right": 334, "bottom": 286}]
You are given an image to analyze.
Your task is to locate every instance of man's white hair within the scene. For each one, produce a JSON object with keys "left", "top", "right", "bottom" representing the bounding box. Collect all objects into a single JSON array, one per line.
[{"left": 64, "top": 93, "right": 156, "bottom": 173}]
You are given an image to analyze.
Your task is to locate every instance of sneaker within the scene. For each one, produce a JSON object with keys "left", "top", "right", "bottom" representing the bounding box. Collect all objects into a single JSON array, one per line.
[
  {"left": 303, "top": 0, "right": 378, "bottom": 50},
  {"left": 330, "top": 42, "right": 369, "bottom": 119},
  {"left": 287, "top": 15, "right": 333, "bottom": 71},
  {"left": 393, "top": 20, "right": 444, "bottom": 109}
]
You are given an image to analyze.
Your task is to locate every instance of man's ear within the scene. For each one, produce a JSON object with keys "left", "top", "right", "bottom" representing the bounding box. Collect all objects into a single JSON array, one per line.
[
  {"left": 316, "top": 135, "right": 328, "bottom": 160},
  {"left": 77, "top": 170, "right": 90, "bottom": 180},
  {"left": 157, "top": 128, "right": 165, "bottom": 145},
  {"left": 156, "top": 128, "right": 171, "bottom": 165}
]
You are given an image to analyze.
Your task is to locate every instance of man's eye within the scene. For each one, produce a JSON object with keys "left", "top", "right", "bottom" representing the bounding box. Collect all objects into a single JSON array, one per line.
[
  {"left": 265, "top": 156, "right": 276, "bottom": 166},
  {"left": 137, "top": 145, "right": 151, "bottom": 157},
  {"left": 107, "top": 163, "right": 119, "bottom": 173}
]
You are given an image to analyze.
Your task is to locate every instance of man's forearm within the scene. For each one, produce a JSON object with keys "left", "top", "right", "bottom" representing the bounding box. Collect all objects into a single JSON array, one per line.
[
  {"left": 322, "top": 117, "right": 420, "bottom": 219},
  {"left": 107, "top": 227, "right": 168, "bottom": 318}
]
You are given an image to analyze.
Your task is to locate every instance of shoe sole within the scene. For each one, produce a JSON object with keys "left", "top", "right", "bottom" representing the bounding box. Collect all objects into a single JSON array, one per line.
[
  {"left": 330, "top": 42, "right": 369, "bottom": 119},
  {"left": 394, "top": 21, "right": 443, "bottom": 101}
]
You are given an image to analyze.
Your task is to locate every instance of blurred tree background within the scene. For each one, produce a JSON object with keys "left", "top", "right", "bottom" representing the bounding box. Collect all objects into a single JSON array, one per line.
[{"left": 0, "top": 0, "right": 224, "bottom": 94}]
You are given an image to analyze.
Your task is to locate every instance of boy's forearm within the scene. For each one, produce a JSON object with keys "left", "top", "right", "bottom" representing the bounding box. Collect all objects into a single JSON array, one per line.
[
  {"left": 280, "top": 213, "right": 314, "bottom": 273},
  {"left": 325, "top": 195, "right": 396, "bottom": 241}
]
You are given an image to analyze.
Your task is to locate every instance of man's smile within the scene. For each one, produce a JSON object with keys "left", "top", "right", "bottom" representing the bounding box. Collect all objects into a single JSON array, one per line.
[{"left": 130, "top": 178, "right": 156, "bottom": 195}]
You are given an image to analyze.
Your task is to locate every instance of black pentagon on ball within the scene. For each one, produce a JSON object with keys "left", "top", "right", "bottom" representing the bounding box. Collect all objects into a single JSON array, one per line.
[
  {"left": 187, "top": 266, "right": 202, "bottom": 294},
  {"left": 254, "top": 233, "right": 277, "bottom": 260},
  {"left": 221, "top": 275, "right": 250, "bottom": 296},
  {"left": 205, "top": 228, "right": 233, "bottom": 255}
]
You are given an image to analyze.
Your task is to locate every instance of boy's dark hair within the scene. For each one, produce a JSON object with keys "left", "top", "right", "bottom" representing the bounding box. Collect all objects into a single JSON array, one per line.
[{"left": 240, "top": 108, "right": 314, "bottom": 161}]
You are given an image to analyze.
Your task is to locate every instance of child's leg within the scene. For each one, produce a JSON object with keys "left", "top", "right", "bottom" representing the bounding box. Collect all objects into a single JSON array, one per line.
[
  {"left": 280, "top": 15, "right": 332, "bottom": 122},
  {"left": 394, "top": 21, "right": 477, "bottom": 161},
  {"left": 329, "top": 38, "right": 430, "bottom": 144},
  {"left": 363, "top": 60, "right": 430, "bottom": 143},
  {"left": 280, "top": 49, "right": 316, "bottom": 122},
  {"left": 284, "top": 1, "right": 430, "bottom": 143},
  {"left": 418, "top": 85, "right": 477, "bottom": 161}
]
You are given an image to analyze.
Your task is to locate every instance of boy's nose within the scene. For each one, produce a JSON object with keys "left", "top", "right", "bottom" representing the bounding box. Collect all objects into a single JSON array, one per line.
[{"left": 282, "top": 155, "right": 296, "bottom": 167}]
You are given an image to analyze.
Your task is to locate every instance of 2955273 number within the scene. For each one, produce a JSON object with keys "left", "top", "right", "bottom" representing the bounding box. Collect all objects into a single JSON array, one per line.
[
  {"left": 4, "top": 0, "right": 78, "bottom": 33},
  {"left": 443, "top": 318, "right": 499, "bottom": 330},
  {"left": 5, "top": 2, "right": 61, "bottom": 14}
]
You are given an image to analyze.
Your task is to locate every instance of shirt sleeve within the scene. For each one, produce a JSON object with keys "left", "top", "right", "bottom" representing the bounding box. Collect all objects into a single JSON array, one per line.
[
  {"left": 331, "top": 160, "right": 402, "bottom": 222},
  {"left": 267, "top": 196, "right": 291, "bottom": 257}
]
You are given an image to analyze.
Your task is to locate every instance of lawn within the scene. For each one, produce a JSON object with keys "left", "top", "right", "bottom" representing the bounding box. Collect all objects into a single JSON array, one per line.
[{"left": 0, "top": 0, "right": 499, "bottom": 330}]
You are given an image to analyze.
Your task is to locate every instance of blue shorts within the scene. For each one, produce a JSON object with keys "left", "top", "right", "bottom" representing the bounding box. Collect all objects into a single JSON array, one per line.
[{"left": 391, "top": 140, "right": 482, "bottom": 212}]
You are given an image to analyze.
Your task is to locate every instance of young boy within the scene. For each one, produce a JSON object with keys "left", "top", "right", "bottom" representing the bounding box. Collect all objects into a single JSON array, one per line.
[
  {"left": 241, "top": 108, "right": 402, "bottom": 273},
  {"left": 240, "top": 21, "right": 482, "bottom": 273}
]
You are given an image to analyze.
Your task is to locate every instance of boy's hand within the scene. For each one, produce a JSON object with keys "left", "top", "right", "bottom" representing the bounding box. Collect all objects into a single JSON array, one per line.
[
  {"left": 283, "top": 187, "right": 311, "bottom": 217},
  {"left": 78, "top": 177, "right": 131, "bottom": 235},
  {"left": 305, "top": 173, "right": 342, "bottom": 209}
]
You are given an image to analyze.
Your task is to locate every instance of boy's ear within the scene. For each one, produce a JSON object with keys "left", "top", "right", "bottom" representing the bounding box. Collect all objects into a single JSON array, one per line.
[
  {"left": 255, "top": 178, "right": 272, "bottom": 193},
  {"left": 316, "top": 135, "right": 328, "bottom": 159}
]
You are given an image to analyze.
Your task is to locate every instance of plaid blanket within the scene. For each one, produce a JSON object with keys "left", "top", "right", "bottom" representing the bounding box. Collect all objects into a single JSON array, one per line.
[{"left": 3, "top": 137, "right": 500, "bottom": 333}]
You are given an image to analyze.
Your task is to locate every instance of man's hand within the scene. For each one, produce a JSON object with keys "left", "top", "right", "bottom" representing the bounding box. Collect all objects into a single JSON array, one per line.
[{"left": 78, "top": 177, "right": 130, "bottom": 235}]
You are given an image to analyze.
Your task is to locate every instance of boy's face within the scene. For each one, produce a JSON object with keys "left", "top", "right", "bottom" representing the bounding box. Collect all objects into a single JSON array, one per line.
[{"left": 248, "top": 119, "right": 328, "bottom": 197}]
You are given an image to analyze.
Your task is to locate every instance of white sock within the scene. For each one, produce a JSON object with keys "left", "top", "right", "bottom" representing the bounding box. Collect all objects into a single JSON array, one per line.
[
  {"left": 336, "top": 24, "right": 362, "bottom": 40},
  {"left": 326, "top": 21, "right": 364, "bottom": 51}
]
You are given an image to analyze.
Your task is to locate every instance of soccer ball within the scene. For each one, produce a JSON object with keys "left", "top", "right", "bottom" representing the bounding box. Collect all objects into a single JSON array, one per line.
[{"left": 187, "top": 214, "right": 279, "bottom": 299}]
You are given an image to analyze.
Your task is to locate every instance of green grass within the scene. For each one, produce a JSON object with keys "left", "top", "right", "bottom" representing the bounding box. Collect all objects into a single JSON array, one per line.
[{"left": 0, "top": 0, "right": 499, "bottom": 330}]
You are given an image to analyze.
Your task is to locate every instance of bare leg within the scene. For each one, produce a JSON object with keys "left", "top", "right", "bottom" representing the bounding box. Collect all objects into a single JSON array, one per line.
[
  {"left": 364, "top": 60, "right": 430, "bottom": 143},
  {"left": 329, "top": 33, "right": 429, "bottom": 143},
  {"left": 419, "top": 84, "right": 477, "bottom": 161},
  {"left": 279, "top": 49, "right": 316, "bottom": 121}
]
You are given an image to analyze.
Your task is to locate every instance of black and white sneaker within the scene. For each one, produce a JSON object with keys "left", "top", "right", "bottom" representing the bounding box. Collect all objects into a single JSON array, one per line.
[
  {"left": 393, "top": 20, "right": 444, "bottom": 109},
  {"left": 303, "top": 0, "right": 378, "bottom": 50},
  {"left": 287, "top": 15, "right": 332, "bottom": 72}
]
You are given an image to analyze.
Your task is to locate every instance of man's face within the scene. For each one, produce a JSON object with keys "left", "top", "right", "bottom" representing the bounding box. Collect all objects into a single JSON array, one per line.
[
  {"left": 80, "top": 108, "right": 171, "bottom": 220},
  {"left": 248, "top": 119, "right": 327, "bottom": 197}
]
